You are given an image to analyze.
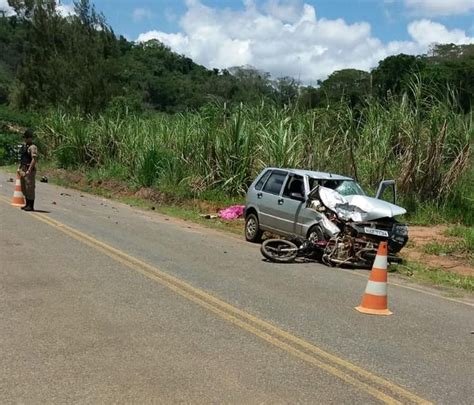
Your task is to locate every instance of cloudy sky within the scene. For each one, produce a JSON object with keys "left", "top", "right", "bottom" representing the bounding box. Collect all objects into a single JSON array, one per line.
[{"left": 2, "top": 0, "right": 474, "bottom": 83}]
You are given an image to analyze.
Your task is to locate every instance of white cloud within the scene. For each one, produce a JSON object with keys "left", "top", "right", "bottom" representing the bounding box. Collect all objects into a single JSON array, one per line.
[
  {"left": 136, "top": 1, "right": 474, "bottom": 84},
  {"left": 408, "top": 19, "right": 474, "bottom": 46},
  {"left": 0, "top": 0, "right": 15, "bottom": 16},
  {"left": 263, "top": 0, "right": 304, "bottom": 23},
  {"left": 133, "top": 7, "right": 154, "bottom": 23},
  {"left": 57, "top": 3, "right": 75, "bottom": 17},
  {"left": 404, "top": 0, "right": 474, "bottom": 17}
]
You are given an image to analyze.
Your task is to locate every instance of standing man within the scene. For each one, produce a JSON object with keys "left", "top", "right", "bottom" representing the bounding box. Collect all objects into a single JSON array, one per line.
[{"left": 18, "top": 129, "right": 38, "bottom": 211}]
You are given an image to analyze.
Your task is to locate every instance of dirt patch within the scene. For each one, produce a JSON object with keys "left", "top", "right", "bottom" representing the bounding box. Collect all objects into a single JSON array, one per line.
[
  {"left": 45, "top": 168, "right": 89, "bottom": 188},
  {"left": 408, "top": 225, "right": 452, "bottom": 245},
  {"left": 134, "top": 187, "right": 164, "bottom": 203},
  {"left": 403, "top": 226, "right": 473, "bottom": 277},
  {"left": 91, "top": 179, "right": 131, "bottom": 196}
]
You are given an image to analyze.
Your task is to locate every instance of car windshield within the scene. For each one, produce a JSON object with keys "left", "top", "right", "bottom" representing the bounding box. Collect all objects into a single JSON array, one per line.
[{"left": 309, "top": 178, "right": 366, "bottom": 196}]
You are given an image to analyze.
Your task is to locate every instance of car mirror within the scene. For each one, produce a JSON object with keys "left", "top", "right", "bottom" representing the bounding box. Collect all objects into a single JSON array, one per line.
[{"left": 375, "top": 180, "right": 397, "bottom": 204}]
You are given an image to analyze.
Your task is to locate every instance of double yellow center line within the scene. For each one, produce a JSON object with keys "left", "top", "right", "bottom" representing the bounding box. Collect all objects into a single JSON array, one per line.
[{"left": 1, "top": 197, "right": 430, "bottom": 404}]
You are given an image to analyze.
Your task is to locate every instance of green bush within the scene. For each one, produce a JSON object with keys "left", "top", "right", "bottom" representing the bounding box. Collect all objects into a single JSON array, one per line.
[
  {"left": 0, "top": 132, "right": 21, "bottom": 165},
  {"left": 0, "top": 105, "right": 38, "bottom": 128},
  {"left": 136, "top": 147, "right": 177, "bottom": 188}
]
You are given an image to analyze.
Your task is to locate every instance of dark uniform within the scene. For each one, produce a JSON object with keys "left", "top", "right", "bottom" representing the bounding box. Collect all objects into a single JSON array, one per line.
[{"left": 18, "top": 130, "right": 38, "bottom": 211}]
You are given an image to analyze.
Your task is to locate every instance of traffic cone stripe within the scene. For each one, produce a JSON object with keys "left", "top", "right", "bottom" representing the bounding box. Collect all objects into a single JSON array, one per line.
[
  {"left": 360, "top": 294, "right": 388, "bottom": 310},
  {"left": 364, "top": 280, "right": 388, "bottom": 296},
  {"left": 372, "top": 254, "right": 387, "bottom": 270},
  {"left": 369, "top": 268, "right": 389, "bottom": 282}
]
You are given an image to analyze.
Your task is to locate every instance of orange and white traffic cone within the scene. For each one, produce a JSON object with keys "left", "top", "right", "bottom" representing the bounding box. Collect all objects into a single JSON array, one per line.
[
  {"left": 355, "top": 241, "right": 392, "bottom": 316},
  {"left": 11, "top": 173, "right": 26, "bottom": 208}
]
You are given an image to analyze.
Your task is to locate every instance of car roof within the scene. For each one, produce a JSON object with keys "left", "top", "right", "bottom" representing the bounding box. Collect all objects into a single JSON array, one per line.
[{"left": 266, "top": 167, "right": 353, "bottom": 181}]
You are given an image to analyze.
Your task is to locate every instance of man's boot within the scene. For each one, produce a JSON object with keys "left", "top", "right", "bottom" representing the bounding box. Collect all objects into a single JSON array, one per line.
[{"left": 23, "top": 199, "right": 34, "bottom": 211}]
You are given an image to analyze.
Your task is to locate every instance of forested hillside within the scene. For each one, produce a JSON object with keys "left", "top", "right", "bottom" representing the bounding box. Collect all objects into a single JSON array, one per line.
[
  {"left": 1, "top": 0, "right": 474, "bottom": 113},
  {"left": 0, "top": 0, "right": 301, "bottom": 113}
]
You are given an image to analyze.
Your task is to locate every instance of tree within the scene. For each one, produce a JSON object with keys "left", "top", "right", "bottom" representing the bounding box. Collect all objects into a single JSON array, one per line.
[
  {"left": 372, "top": 54, "right": 426, "bottom": 99},
  {"left": 274, "top": 76, "right": 300, "bottom": 105},
  {"left": 425, "top": 44, "right": 474, "bottom": 112},
  {"left": 227, "top": 66, "right": 275, "bottom": 103},
  {"left": 317, "top": 69, "right": 371, "bottom": 107}
]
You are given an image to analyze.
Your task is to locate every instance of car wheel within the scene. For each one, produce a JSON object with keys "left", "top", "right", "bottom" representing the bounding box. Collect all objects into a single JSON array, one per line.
[
  {"left": 307, "top": 225, "right": 325, "bottom": 260},
  {"left": 245, "top": 213, "right": 263, "bottom": 243},
  {"left": 307, "top": 225, "right": 325, "bottom": 241}
]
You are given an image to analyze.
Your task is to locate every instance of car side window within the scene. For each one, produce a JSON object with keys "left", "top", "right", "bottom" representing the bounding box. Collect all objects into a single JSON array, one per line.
[
  {"left": 262, "top": 171, "right": 287, "bottom": 195},
  {"left": 283, "top": 175, "right": 305, "bottom": 199},
  {"left": 254, "top": 170, "right": 272, "bottom": 191}
]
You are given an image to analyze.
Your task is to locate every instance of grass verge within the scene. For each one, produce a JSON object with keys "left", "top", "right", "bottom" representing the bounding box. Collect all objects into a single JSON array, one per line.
[
  {"left": 390, "top": 262, "right": 474, "bottom": 292},
  {"left": 444, "top": 226, "right": 474, "bottom": 253},
  {"left": 422, "top": 226, "right": 474, "bottom": 266},
  {"left": 36, "top": 167, "right": 246, "bottom": 237}
]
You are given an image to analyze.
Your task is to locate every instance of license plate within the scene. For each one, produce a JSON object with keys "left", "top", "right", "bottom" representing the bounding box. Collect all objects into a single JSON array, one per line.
[{"left": 364, "top": 227, "right": 389, "bottom": 238}]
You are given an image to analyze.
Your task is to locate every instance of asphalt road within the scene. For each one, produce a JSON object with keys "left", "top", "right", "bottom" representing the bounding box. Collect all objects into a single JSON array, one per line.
[{"left": 1, "top": 172, "right": 473, "bottom": 404}]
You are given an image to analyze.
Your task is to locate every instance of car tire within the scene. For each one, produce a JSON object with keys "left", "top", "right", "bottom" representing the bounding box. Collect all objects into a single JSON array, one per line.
[
  {"left": 307, "top": 225, "right": 325, "bottom": 241},
  {"left": 245, "top": 213, "right": 263, "bottom": 243}
]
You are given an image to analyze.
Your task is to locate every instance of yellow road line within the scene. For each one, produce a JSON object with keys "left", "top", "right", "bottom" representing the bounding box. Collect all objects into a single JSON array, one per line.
[{"left": 1, "top": 197, "right": 431, "bottom": 404}]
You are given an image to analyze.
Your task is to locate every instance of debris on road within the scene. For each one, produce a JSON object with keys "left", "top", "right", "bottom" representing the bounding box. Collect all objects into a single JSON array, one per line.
[
  {"left": 40, "top": 176, "right": 48, "bottom": 183},
  {"left": 60, "top": 192, "right": 71, "bottom": 197},
  {"left": 200, "top": 214, "right": 219, "bottom": 219},
  {"left": 7, "top": 178, "right": 14, "bottom": 183},
  {"left": 52, "top": 201, "right": 57, "bottom": 205}
]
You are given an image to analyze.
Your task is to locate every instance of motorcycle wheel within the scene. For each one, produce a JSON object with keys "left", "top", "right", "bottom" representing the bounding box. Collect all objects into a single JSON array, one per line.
[{"left": 261, "top": 239, "right": 299, "bottom": 263}]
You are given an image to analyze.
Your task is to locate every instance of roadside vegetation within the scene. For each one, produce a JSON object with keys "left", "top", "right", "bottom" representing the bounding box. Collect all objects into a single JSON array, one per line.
[
  {"left": 391, "top": 262, "right": 474, "bottom": 292},
  {"left": 36, "top": 81, "right": 473, "bottom": 226},
  {"left": 422, "top": 226, "right": 474, "bottom": 265}
]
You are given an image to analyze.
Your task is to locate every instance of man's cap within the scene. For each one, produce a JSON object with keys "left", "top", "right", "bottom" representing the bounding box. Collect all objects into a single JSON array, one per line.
[{"left": 23, "top": 128, "right": 34, "bottom": 138}]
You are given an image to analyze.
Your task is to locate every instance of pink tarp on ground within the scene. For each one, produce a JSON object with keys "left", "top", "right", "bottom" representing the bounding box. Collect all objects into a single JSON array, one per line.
[{"left": 218, "top": 205, "right": 245, "bottom": 220}]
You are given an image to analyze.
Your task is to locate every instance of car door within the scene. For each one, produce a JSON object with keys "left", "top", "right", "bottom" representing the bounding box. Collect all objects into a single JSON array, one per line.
[
  {"left": 258, "top": 170, "right": 289, "bottom": 232},
  {"left": 277, "top": 174, "right": 306, "bottom": 235}
]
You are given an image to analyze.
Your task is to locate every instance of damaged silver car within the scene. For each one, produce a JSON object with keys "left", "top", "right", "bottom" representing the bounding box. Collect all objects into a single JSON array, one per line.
[{"left": 245, "top": 168, "right": 409, "bottom": 266}]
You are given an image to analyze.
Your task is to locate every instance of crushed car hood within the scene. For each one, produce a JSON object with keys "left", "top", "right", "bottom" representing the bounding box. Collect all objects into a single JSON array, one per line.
[
  {"left": 312, "top": 186, "right": 407, "bottom": 222},
  {"left": 345, "top": 195, "right": 407, "bottom": 221}
]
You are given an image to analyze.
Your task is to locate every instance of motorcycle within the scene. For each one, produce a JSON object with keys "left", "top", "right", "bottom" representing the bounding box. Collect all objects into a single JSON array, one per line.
[{"left": 260, "top": 185, "right": 408, "bottom": 267}]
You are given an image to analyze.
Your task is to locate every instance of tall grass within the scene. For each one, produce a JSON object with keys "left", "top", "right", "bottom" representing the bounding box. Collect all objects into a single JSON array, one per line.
[{"left": 38, "top": 80, "right": 473, "bottom": 224}]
